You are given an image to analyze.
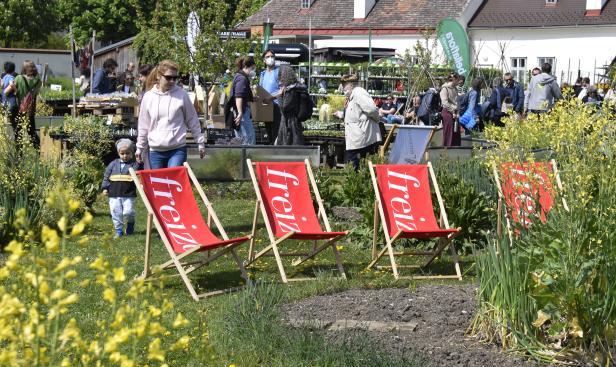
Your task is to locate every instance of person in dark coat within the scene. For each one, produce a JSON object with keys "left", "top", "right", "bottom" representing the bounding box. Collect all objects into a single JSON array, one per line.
[
  {"left": 487, "top": 77, "right": 508, "bottom": 126},
  {"left": 276, "top": 65, "right": 306, "bottom": 146},
  {"left": 503, "top": 72, "right": 524, "bottom": 115}
]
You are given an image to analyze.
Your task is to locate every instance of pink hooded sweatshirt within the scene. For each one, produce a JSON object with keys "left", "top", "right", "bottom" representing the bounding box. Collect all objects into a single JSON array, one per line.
[{"left": 136, "top": 85, "right": 205, "bottom": 153}]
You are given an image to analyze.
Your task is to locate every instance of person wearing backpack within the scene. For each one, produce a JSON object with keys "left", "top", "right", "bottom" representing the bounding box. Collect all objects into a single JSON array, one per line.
[
  {"left": 485, "top": 77, "right": 508, "bottom": 126},
  {"left": 4, "top": 60, "right": 42, "bottom": 147},
  {"left": 275, "top": 65, "right": 307, "bottom": 146},
  {"left": 440, "top": 72, "right": 461, "bottom": 146},
  {"left": 1, "top": 62, "right": 18, "bottom": 132},
  {"left": 459, "top": 77, "right": 486, "bottom": 132}
]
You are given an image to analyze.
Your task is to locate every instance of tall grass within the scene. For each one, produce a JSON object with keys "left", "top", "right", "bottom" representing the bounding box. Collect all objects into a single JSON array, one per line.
[{"left": 209, "top": 282, "right": 425, "bottom": 367}]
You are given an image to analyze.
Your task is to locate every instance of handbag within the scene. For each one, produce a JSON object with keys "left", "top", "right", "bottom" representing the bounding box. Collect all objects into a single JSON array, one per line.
[{"left": 17, "top": 76, "right": 36, "bottom": 115}]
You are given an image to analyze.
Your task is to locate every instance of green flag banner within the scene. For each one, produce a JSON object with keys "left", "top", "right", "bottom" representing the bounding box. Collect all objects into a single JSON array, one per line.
[
  {"left": 262, "top": 22, "right": 274, "bottom": 53},
  {"left": 437, "top": 18, "right": 470, "bottom": 79}
]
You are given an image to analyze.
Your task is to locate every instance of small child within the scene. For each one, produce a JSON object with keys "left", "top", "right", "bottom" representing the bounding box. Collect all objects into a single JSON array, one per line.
[{"left": 102, "top": 139, "right": 142, "bottom": 237}]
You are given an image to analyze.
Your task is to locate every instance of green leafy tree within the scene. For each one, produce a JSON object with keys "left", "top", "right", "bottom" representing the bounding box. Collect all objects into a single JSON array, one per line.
[
  {"left": 58, "top": 0, "right": 156, "bottom": 45},
  {"left": 0, "top": 0, "right": 61, "bottom": 48},
  {"left": 133, "top": 0, "right": 252, "bottom": 82}
]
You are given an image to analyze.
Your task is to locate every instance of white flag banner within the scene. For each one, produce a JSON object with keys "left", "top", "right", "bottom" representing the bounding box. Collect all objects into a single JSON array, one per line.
[{"left": 388, "top": 126, "right": 435, "bottom": 164}]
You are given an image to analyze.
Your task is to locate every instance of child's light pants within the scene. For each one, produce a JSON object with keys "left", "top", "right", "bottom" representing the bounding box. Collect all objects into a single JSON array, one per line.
[{"left": 109, "top": 197, "right": 136, "bottom": 232}]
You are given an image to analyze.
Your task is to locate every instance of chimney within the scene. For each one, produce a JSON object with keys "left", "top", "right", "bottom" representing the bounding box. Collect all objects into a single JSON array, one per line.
[
  {"left": 354, "top": 0, "right": 376, "bottom": 20},
  {"left": 585, "top": 0, "right": 607, "bottom": 16}
]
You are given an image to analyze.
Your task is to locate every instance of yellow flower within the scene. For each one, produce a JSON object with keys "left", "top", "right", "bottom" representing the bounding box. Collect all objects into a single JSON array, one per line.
[
  {"left": 173, "top": 313, "right": 189, "bottom": 328},
  {"left": 82, "top": 211, "right": 93, "bottom": 224},
  {"left": 71, "top": 222, "right": 85, "bottom": 236},
  {"left": 5, "top": 240, "right": 23, "bottom": 257},
  {"left": 171, "top": 336, "right": 190, "bottom": 351},
  {"left": 42, "top": 225, "right": 60, "bottom": 253},
  {"left": 89, "top": 257, "right": 107, "bottom": 272},
  {"left": 65, "top": 270, "right": 78, "bottom": 279},
  {"left": 148, "top": 322, "right": 167, "bottom": 335},
  {"left": 54, "top": 258, "right": 72, "bottom": 273},
  {"left": 148, "top": 338, "right": 165, "bottom": 362},
  {"left": 68, "top": 199, "right": 80, "bottom": 212},
  {"left": 113, "top": 267, "right": 126, "bottom": 283},
  {"left": 103, "top": 288, "right": 116, "bottom": 303},
  {"left": 148, "top": 306, "right": 162, "bottom": 317},
  {"left": 58, "top": 216, "right": 68, "bottom": 232}
]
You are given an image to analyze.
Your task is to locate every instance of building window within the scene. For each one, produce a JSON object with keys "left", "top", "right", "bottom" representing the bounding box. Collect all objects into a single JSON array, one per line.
[
  {"left": 538, "top": 57, "right": 556, "bottom": 73},
  {"left": 510, "top": 57, "right": 527, "bottom": 85},
  {"left": 545, "top": 0, "right": 557, "bottom": 4},
  {"left": 301, "top": 0, "right": 310, "bottom": 8}
]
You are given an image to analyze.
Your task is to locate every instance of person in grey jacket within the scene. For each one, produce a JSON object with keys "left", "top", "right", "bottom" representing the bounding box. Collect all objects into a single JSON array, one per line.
[
  {"left": 524, "top": 63, "right": 563, "bottom": 115},
  {"left": 334, "top": 74, "right": 382, "bottom": 170}
]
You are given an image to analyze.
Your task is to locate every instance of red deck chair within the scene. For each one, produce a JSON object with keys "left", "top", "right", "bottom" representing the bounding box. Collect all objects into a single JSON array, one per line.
[
  {"left": 129, "top": 163, "right": 251, "bottom": 301},
  {"left": 367, "top": 162, "right": 462, "bottom": 280},
  {"left": 492, "top": 159, "right": 568, "bottom": 239},
  {"left": 246, "top": 159, "right": 347, "bottom": 283}
]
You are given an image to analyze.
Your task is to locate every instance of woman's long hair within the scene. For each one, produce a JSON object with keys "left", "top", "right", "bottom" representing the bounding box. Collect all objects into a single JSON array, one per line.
[{"left": 144, "top": 60, "right": 179, "bottom": 91}]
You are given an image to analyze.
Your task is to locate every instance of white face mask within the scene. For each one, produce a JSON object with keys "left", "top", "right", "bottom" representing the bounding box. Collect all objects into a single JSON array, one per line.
[
  {"left": 249, "top": 69, "right": 256, "bottom": 79},
  {"left": 265, "top": 57, "right": 275, "bottom": 67},
  {"left": 344, "top": 85, "right": 353, "bottom": 97}
]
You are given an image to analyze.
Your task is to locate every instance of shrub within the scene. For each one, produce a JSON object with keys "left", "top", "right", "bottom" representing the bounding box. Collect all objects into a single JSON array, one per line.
[
  {"left": 0, "top": 116, "right": 56, "bottom": 245},
  {"left": 0, "top": 184, "right": 212, "bottom": 366},
  {"left": 473, "top": 99, "right": 616, "bottom": 365}
]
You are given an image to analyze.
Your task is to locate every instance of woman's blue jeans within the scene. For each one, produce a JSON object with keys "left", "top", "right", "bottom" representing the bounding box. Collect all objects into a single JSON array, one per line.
[
  {"left": 235, "top": 107, "right": 256, "bottom": 145},
  {"left": 149, "top": 146, "right": 187, "bottom": 169}
]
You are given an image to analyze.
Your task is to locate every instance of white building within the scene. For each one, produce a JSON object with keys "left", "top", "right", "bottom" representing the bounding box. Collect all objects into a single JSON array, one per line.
[{"left": 468, "top": 0, "right": 616, "bottom": 85}]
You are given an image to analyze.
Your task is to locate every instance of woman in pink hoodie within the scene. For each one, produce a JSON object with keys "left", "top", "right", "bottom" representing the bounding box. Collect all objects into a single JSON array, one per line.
[{"left": 136, "top": 60, "right": 205, "bottom": 169}]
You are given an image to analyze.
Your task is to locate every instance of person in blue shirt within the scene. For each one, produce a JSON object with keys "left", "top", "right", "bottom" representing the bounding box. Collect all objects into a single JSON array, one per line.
[
  {"left": 1, "top": 62, "right": 18, "bottom": 116},
  {"left": 459, "top": 77, "right": 486, "bottom": 131},
  {"left": 92, "top": 58, "right": 118, "bottom": 94},
  {"left": 259, "top": 49, "right": 281, "bottom": 144},
  {"left": 503, "top": 72, "right": 524, "bottom": 115}
]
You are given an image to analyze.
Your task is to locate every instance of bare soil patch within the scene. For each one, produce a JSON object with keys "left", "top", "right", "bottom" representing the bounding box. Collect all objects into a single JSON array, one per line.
[{"left": 281, "top": 284, "right": 542, "bottom": 367}]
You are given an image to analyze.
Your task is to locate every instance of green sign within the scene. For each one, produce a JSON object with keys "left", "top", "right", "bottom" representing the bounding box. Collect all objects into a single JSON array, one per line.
[{"left": 437, "top": 18, "right": 471, "bottom": 79}]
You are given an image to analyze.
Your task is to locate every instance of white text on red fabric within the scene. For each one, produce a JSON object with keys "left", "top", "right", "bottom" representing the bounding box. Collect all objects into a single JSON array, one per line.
[
  {"left": 387, "top": 169, "right": 422, "bottom": 232},
  {"left": 266, "top": 168, "right": 302, "bottom": 233},
  {"left": 150, "top": 176, "right": 200, "bottom": 251}
]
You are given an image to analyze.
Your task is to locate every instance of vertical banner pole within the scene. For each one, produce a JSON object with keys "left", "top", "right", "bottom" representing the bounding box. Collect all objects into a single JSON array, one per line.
[
  {"left": 70, "top": 26, "right": 77, "bottom": 117},
  {"left": 90, "top": 31, "right": 96, "bottom": 95}
]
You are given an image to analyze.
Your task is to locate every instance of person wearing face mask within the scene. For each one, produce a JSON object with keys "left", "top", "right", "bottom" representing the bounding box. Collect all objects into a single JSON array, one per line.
[
  {"left": 259, "top": 49, "right": 281, "bottom": 144},
  {"left": 231, "top": 56, "right": 256, "bottom": 145},
  {"left": 333, "top": 74, "right": 382, "bottom": 170},
  {"left": 503, "top": 72, "right": 524, "bottom": 115},
  {"left": 136, "top": 59, "right": 205, "bottom": 169}
]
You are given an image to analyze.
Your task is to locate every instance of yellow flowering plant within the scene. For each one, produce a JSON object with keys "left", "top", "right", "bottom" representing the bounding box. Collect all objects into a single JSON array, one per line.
[
  {"left": 474, "top": 99, "right": 616, "bottom": 365},
  {"left": 0, "top": 182, "right": 212, "bottom": 366}
]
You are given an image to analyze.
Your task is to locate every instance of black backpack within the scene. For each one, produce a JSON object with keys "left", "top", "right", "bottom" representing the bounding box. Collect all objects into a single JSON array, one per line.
[
  {"left": 458, "top": 92, "right": 470, "bottom": 114},
  {"left": 296, "top": 88, "right": 314, "bottom": 122},
  {"left": 417, "top": 89, "right": 442, "bottom": 125}
]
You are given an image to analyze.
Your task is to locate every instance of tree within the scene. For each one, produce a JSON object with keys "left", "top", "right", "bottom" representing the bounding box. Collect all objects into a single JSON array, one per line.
[
  {"left": 133, "top": 0, "right": 253, "bottom": 83},
  {"left": 58, "top": 0, "right": 156, "bottom": 45},
  {"left": 0, "top": 0, "right": 62, "bottom": 48}
]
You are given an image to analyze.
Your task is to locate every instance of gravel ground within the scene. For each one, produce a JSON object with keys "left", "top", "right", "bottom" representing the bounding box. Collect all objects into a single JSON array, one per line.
[{"left": 281, "top": 285, "right": 543, "bottom": 367}]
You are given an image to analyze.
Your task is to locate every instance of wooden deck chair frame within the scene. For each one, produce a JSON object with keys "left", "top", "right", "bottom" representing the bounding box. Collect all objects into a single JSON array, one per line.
[
  {"left": 245, "top": 159, "right": 347, "bottom": 283},
  {"left": 129, "top": 163, "right": 251, "bottom": 301},
  {"left": 367, "top": 161, "right": 463, "bottom": 280},
  {"left": 492, "top": 159, "right": 569, "bottom": 242}
]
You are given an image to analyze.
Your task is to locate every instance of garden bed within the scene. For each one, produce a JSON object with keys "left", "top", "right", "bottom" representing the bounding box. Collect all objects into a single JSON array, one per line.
[{"left": 281, "top": 285, "right": 543, "bottom": 367}]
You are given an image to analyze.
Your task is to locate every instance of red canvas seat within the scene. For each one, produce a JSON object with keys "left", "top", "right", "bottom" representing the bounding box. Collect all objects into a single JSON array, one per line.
[
  {"left": 368, "top": 163, "right": 462, "bottom": 280},
  {"left": 493, "top": 159, "right": 568, "bottom": 239},
  {"left": 130, "top": 164, "right": 250, "bottom": 301},
  {"left": 246, "top": 160, "right": 347, "bottom": 283}
]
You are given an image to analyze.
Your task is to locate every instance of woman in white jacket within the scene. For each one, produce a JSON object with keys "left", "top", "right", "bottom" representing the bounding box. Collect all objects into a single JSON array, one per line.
[
  {"left": 335, "top": 74, "right": 382, "bottom": 170},
  {"left": 136, "top": 60, "right": 205, "bottom": 169}
]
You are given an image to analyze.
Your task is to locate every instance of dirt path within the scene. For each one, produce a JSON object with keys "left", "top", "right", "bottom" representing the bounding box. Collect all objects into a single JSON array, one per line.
[{"left": 281, "top": 285, "right": 541, "bottom": 367}]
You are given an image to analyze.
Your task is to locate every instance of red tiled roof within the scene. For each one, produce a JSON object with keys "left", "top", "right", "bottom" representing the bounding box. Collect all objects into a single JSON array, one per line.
[
  {"left": 238, "top": 0, "right": 471, "bottom": 32},
  {"left": 469, "top": 0, "right": 616, "bottom": 28}
]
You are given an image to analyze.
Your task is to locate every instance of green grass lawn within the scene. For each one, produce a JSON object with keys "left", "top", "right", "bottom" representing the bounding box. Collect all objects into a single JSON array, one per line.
[{"left": 54, "top": 189, "right": 474, "bottom": 366}]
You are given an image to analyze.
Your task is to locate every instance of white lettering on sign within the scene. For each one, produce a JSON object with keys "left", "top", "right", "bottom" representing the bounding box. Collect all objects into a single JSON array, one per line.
[
  {"left": 508, "top": 168, "right": 548, "bottom": 227},
  {"left": 266, "top": 168, "right": 302, "bottom": 233},
  {"left": 386, "top": 169, "right": 425, "bottom": 232},
  {"left": 445, "top": 32, "right": 467, "bottom": 76},
  {"left": 150, "top": 175, "right": 200, "bottom": 251}
]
